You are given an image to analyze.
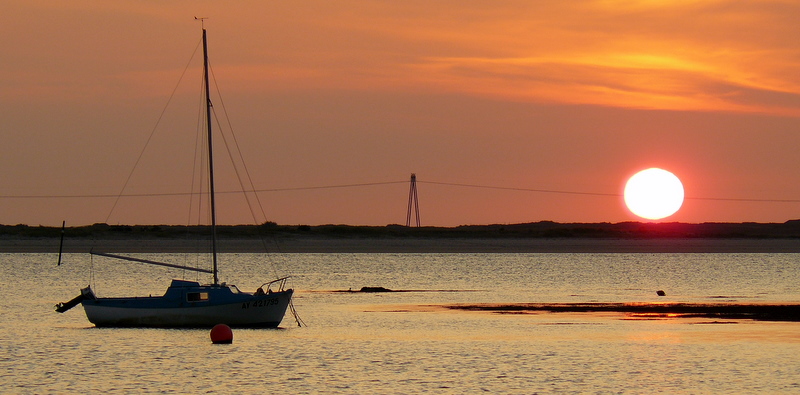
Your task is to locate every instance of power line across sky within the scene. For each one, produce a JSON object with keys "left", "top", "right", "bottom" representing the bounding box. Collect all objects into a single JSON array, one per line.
[{"left": 1, "top": 179, "right": 799, "bottom": 203}]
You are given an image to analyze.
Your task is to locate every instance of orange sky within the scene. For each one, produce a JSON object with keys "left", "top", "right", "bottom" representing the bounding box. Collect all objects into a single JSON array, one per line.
[{"left": 3, "top": 1, "right": 800, "bottom": 226}]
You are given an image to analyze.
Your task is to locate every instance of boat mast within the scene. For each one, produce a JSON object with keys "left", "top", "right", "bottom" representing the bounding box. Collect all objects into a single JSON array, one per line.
[{"left": 202, "top": 27, "right": 219, "bottom": 285}]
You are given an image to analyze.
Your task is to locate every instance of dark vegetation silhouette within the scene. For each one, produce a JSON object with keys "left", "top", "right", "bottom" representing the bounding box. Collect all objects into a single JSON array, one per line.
[{"left": 4, "top": 220, "right": 800, "bottom": 240}]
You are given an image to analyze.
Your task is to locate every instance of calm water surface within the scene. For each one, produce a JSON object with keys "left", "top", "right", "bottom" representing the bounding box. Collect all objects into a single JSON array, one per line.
[{"left": 2, "top": 253, "right": 800, "bottom": 393}]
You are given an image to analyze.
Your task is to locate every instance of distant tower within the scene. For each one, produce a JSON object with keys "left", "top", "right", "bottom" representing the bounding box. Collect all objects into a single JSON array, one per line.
[{"left": 406, "top": 173, "right": 421, "bottom": 227}]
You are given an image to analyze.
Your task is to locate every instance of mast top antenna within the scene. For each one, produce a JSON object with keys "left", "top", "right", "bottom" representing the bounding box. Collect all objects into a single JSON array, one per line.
[{"left": 194, "top": 16, "right": 208, "bottom": 28}]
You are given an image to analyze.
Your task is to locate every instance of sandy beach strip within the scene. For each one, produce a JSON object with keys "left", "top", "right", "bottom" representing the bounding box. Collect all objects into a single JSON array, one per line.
[{"left": 3, "top": 237, "right": 800, "bottom": 253}]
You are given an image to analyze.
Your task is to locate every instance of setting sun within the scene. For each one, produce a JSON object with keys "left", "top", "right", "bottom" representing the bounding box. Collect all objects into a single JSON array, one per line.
[{"left": 624, "top": 168, "right": 684, "bottom": 220}]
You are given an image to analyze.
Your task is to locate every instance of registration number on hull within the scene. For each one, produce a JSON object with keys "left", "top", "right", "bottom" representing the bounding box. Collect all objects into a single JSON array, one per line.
[{"left": 241, "top": 298, "right": 280, "bottom": 309}]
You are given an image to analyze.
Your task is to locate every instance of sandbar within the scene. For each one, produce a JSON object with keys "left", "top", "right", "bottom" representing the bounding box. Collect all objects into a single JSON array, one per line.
[{"left": 442, "top": 302, "right": 800, "bottom": 322}]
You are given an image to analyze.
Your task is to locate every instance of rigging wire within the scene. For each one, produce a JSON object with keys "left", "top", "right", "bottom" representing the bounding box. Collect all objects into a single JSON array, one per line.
[
  {"left": 208, "top": 62, "right": 289, "bottom": 279},
  {"left": 183, "top": 61, "right": 212, "bottom": 281},
  {"left": 103, "top": 38, "right": 204, "bottom": 224},
  {"left": 210, "top": 95, "right": 262, "bottom": 224},
  {"left": 209, "top": 63, "right": 269, "bottom": 224}
]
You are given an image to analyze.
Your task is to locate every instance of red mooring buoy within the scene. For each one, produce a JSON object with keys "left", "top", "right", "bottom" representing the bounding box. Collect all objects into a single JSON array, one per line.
[{"left": 210, "top": 324, "right": 233, "bottom": 344}]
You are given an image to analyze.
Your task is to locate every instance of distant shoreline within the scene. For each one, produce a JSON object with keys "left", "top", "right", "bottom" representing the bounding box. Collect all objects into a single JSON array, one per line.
[
  {"left": 4, "top": 237, "right": 800, "bottom": 253},
  {"left": 4, "top": 221, "right": 800, "bottom": 253}
]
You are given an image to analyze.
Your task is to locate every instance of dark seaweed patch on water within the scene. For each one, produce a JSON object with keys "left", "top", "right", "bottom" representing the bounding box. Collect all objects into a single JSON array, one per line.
[
  {"left": 443, "top": 303, "right": 800, "bottom": 322},
  {"left": 321, "top": 288, "right": 482, "bottom": 293},
  {"left": 707, "top": 295, "right": 755, "bottom": 299}
]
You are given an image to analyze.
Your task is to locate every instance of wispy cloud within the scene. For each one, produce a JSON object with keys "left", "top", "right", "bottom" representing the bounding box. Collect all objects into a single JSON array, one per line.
[
  {"left": 231, "top": 0, "right": 800, "bottom": 114},
  {"left": 8, "top": 1, "right": 797, "bottom": 114},
  {"left": 363, "top": 1, "right": 800, "bottom": 114}
]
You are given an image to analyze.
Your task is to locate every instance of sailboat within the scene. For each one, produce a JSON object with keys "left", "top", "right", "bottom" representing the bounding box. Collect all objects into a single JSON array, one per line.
[{"left": 55, "top": 27, "right": 294, "bottom": 328}]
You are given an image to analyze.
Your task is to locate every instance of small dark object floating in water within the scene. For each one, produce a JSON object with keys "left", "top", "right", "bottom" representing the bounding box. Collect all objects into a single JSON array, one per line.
[
  {"left": 359, "top": 286, "right": 393, "bottom": 293},
  {"left": 657, "top": 290, "right": 666, "bottom": 296}
]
